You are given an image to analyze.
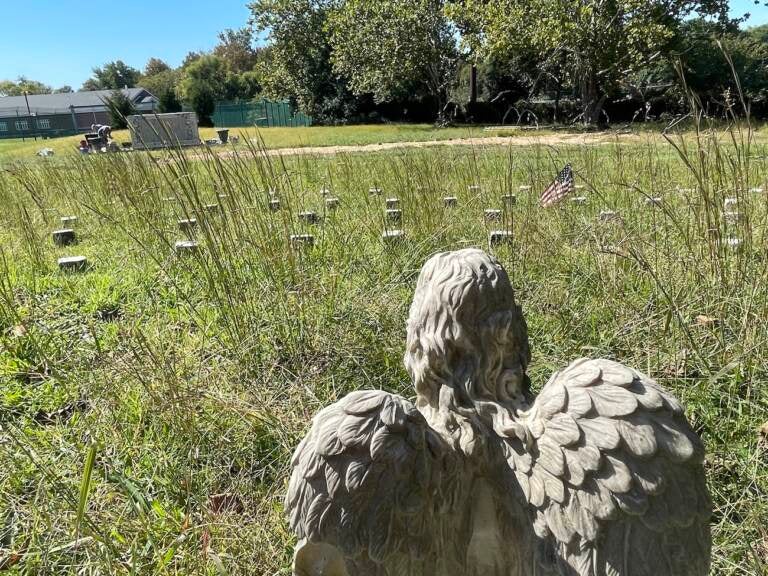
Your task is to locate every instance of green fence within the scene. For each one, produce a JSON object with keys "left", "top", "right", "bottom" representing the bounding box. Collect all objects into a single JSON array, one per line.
[{"left": 213, "top": 100, "right": 312, "bottom": 128}]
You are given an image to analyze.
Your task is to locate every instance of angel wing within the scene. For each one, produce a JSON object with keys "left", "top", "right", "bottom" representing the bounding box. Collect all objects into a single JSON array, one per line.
[
  {"left": 500, "top": 358, "right": 711, "bottom": 576},
  {"left": 285, "top": 390, "right": 466, "bottom": 576}
]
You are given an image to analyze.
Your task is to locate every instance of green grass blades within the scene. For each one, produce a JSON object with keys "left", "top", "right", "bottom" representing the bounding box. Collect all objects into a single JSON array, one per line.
[{"left": 0, "top": 120, "right": 766, "bottom": 574}]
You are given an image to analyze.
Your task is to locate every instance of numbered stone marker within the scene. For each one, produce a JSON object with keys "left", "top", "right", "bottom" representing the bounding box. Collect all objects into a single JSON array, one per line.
[
  {"left": 502, "top": 194, "right": 517, "bottom": 206},
  {"left": 325, "top": 197, "right": 340, "bottom": 210},
  {"left": 269, "top": 199, "right": 281, "bottom": 211},
  {"left": 178, "top": 218, "right": 197, "bottom": 233},
  {"left": 443, "top": 196, "right": 458, "bottom": 208},
  {"left": 291, "top": 234, "right": 315, "bottom": 248},
  {"left": 299, "top": 211, "right": 320, "bottom": 225},
  {"left": 369, "top": 187, "right": 382, "bottom": 196},
  {"left": 52, "top": 229, "right": 76, "bottom": 247},
  {"left": 174, "top": 240, "right": 199, "bottom": 254},
  {"left": 599, "top": 210, "right": 619, "bottom": 222},
  {"left": 386, "top": 209, "right": 402, "bottom": 224},
  {"left": 58, "top": 255, "right": 88, "bottom": 272},
  {"left": 385, "top": 198, "right": 400, "bottom": 210},
  {"left": 382, "top": 230, "right": 406, "bottom": 244},
  {"left": 489, "top": 230, "right": 513, "bottom": 246}
]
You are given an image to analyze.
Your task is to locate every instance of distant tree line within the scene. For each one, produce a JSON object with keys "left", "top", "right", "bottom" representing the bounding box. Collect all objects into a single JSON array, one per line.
[{"left": 4, "top": 0, "right": 768, "bottom": 127}]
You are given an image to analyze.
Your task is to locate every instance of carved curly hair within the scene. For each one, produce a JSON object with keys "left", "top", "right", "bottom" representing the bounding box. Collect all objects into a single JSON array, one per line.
[{"left": 404, "top": 249, "right": 531, "bottom": 428}]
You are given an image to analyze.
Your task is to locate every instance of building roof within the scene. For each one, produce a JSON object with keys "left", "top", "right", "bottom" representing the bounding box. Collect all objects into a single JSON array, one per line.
[{"left": 0, "top": 88, "right": 157, "bottom": 116}]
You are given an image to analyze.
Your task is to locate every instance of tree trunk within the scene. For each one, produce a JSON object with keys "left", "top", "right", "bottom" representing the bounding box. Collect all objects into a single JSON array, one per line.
[
  {"left": 469, "top": 64, "right": 478, "bottom": 104},
  {"left": 581, "top": 71, "right": 606, "bottom": 127}
]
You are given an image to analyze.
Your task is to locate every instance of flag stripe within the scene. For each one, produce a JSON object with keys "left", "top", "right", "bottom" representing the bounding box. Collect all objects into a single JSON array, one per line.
[{"left": 539, "top": 164, "right": 575, "bottom": 207}]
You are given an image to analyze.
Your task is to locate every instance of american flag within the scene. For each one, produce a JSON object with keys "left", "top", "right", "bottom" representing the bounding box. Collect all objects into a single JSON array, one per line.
[{"left": 539, "top": 164, "right": 575, "bottom": 207}]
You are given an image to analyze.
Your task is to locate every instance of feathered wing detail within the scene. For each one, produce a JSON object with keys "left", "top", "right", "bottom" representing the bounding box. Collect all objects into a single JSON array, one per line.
[
  {"left": 505, "top": 359, "right": 712, "bottom": 576},
  {"left": 286, "top": 390, "right": 465, "bottom": 575}
]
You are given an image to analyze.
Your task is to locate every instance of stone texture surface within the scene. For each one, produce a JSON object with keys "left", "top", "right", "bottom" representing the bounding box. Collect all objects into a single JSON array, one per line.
[{"left": 286, "top": 249, "right": 712, "bottom": 576}]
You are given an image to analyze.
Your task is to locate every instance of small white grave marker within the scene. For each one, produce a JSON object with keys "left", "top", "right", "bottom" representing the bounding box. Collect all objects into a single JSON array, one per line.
[
  {"left": 58, "top": 256, "right": 87, "bottom": 272},
  {"left": 325, "top": 197, "right": 340, "bottom": 210},
  {"left": 61, "top": 216, "right": 78, "bottom": 227},
  {"left": 291, "top": 234, "right": 315, "bottom": 248},
  {"left": 645, "top": 197, "right": 663, "bottom": 207},
  {"left": 489, "top": 230, "right": 513, "bottom": 246},
  {"left": 319, "top": 187, "right": 331, "bottom": 196},
  {"left": 386, "top": 209, "right": 402, "bottom": 224},
  {"left": 724, "top": 197, "right": 738, "bottom": 209},
  {"left": 382, "top": 230, "right": 406, "bottom": 244},
  {"left": 519, "top": 185, "right": 531, "bottom": 192},
  {"left": 724, "top": 211, "right": 742, "bottom": 223},
  {"left": 599, "top": 210, "right": 619, "bottom": 222},
  {"left": 52, "top": 229, "right": 76, "bottom": 247},
  {"left": 269, "top": 199, "right": 281, "bottom": 211},
  {"left": 468, "top": 185, "right": 481, "bottom": 193},
  {"left": 443, "top": 196, "right": 458, "bottom": 208},
  {"left": 571, "top": 196, "right": 588, "bottom": 205},
  {"left": 299, "top": 211, "right": 320, "bottom": 224},
  {"left": 369, "top": 187, "right": 382, "bottom": 196},
  {"left": 502, "top": 194, "right": 517, "bottom": 205},
  {"left": 174, "top": 240, "right": 199, "bottom": 254},
  {"left": 178, "top": 218, "right": 197, "bottom": 233},
  {"left": 385, "top": 198, "right": 400, "bottom": 209}
]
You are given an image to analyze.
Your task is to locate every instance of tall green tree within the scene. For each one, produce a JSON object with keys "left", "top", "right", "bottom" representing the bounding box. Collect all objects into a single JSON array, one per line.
[
  {"left": 250, "top": 0, "right": 360, "bottom": 120},
  {"left": 82, "top": 60, "right": 141, "bottom": 91},
  {"left": 326, "top": 0, "right": 457, "bottom": 115},
  {"left": 143, "top": 58, "right": 171, "bottom": 77},
  {"left": 180, "top": 55, "right": 228, "bottom": 125},
  {"left": 447, "top": 0, "right": 732, "bottom": 125},
  {"left": 214, "top": 28, "right": 260, "bottom": 73},
  {"left": 104, "top": 90, "right": 137, "bottom": 129}
]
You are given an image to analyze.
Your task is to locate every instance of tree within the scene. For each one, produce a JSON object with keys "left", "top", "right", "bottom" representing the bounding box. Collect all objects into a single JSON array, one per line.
[
  {"left": 446, "top": 0, "right": 732, "bottom": 125},
  {"left": 326, "top": 0, "right": 457, "bottom": 116},
  {"left": 104, "top": 90, "right": 137, "bottom": 129},
  {"left": 250, "top": 0, "right": 366, "bottom": 121},
  {"left": 82, "top": 60, "right": 141, "bottom": 90},
  {"left": 0, "top": 77, "right": 52, "bottom": 96},
  {"left": 214, "top": 28, "right": 259, "bottom": 73},
  {"left": 179, "top": 55, "right": 228, "bottom": 125},
  {"left": 54, "top": 85, "right": 74, "bottom": 93},
  {"left": 158, "top": 88, "right": 183, "bottom": 113},
  {"left": 143, "top": 57, "right": 171, "bottom": 77},
  {"left": 141, "top": 69, "right": 180, "bottom": 102}
]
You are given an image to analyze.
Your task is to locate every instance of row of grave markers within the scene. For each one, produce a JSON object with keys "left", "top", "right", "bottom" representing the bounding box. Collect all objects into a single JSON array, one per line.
[{"left": 52, "top": 184, "right": 763, "bottom": 271}]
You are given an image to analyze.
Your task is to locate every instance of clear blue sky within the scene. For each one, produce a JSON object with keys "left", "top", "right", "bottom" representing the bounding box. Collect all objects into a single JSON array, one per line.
[
  {"left": 1, "top": 0, "right": 767, "bottom": 89},
  {"left": 0, "top": 0, "right": 252, "bottom": 89}
]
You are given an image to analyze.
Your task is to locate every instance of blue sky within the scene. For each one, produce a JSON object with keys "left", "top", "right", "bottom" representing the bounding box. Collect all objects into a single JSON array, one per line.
[
  {"left": 1, "top": 0, "right": 767, "bottom": 89},
  {"left": 0, "top": 0, "right": 252, "bottom": 89}
]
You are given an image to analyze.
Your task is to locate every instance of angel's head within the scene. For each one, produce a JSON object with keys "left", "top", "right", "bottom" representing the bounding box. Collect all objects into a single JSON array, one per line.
[{"left": 404, "top": 249, "right": 531, "bottom": 418}]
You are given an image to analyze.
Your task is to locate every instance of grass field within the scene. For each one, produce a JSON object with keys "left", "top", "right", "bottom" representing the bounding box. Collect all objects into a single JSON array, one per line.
[
  {"left": 0, "top": 124, "right": 510, "bottom": 162},
  {"left": 1, "top": 120, "right": 767, "bottom": 574}
]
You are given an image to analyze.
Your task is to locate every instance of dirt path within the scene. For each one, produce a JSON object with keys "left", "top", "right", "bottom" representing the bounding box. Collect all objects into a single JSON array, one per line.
[{"left": 206, "top": 131, "right": 642, "bottom": 161}]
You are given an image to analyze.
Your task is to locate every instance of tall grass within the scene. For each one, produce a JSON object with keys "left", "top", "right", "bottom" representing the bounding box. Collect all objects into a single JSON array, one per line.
[{"left": 0, "top": 120, "right": 767, "bottom": 574}]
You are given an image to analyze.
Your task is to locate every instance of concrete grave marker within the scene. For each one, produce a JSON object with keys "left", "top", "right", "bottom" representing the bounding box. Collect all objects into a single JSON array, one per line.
[
  {"left": 443, "top": 196, "right": 458, "bottom": 208},
  {"left": 291, "top": 234, "right": 315, "bottom": 248},
  {"left": 489, "top": 230, "right": 513, "bottom": 246},
  {"left": 386, "top": 209, "right": 402, "bottom": 224},
  {"left": 299, "top": 211, "right": 320, "bottom": 225},
  {"left": 52, "top": 229, "right": 76, "bottom": 247},
  {"left": 174, "top": 240, "right": 199, "bottom": 254},
  {"left": 58, "top": 256, "right": 88, "bottom": 272},
  {"left": 382, "top": 229, "right": 406, "bottom": 244},
  {"left": 386, "top": 198, "right": 400, "bottom": 210}
]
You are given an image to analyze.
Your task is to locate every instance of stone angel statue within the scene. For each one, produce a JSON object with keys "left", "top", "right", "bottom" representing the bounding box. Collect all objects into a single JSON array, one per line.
[{"left": 285, "top": 249, "right": 711, "bottom": 576}]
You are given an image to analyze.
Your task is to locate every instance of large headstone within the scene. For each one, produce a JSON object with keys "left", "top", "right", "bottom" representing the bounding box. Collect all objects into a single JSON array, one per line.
[{"left": 127, "top": 112, "right": 201, "bottom": 150}]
